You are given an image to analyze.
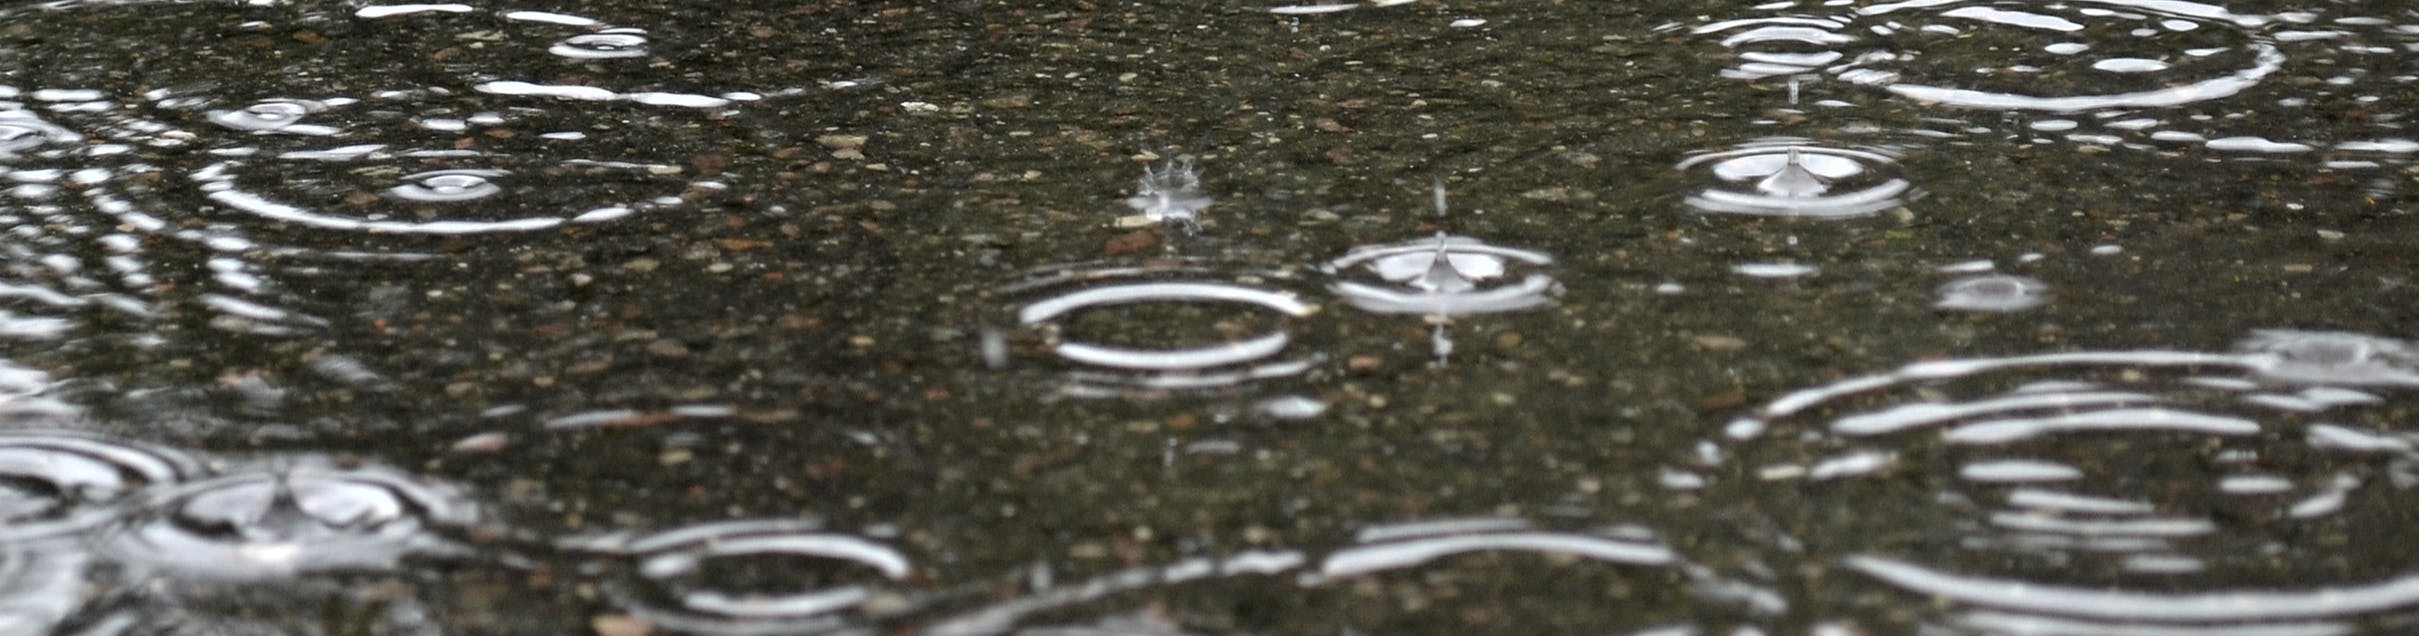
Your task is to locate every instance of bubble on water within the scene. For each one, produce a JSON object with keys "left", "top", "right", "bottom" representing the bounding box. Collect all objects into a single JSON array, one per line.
[
  {"left": 1679, "top": 343, "right": 2419, "bottom": 631},
  {"left": 2237, "top": 330, "right": 2419, "bottom": 386},
  {"left": 1934, "top": 275, "right": 2050, "bottom": 312},
  {"left": 1003, "top": 260, "right": 1319, "bottom": 397},
  {"left": 97, "top": 458, "right": 476, "bottom": 580},
  {"left": 1676, "top": 138, "right": 1917, "bottom": 218},
  {"left": 563, "top": 519, "right": 917, "bottom": 636},
  {"left": 549, "top": 30, "right": 651, "bottom": 60},
  {"left": 387, "top": 169, "right": 505, "bottom": 203},
  {"left": 0, "top": 430, "right": 205, "bottom": 542},
  {"left": 203, "top": 99, "right": 337, "bottom": 135}
]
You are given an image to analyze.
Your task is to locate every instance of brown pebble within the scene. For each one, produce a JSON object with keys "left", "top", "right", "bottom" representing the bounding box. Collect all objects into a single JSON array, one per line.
[
  {"left": 592, "top": 614, "right": 652, "bottom": 636},
  {"left": 644, "top": 338, "right": 690, "bottom": 359},
  {"left": 1494, "top": 332, "right": 1525, "bottom": 350},
  {"left": 1347, "top": 355, "right": 1382, "bottom": 373},
  {"left": 816, "top": 134, "right": 868, "bottom": 150},
  {"left": 1695, "top": 391, "right": 1748, "bottom": 414},
  {"left": 1102, "top": 227, "right": 1163, "bottom": 256}
]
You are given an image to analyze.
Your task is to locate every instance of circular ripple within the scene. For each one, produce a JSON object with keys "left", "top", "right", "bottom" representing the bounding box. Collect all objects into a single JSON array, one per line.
[
  {"left": 924, "top": 519, "right": 1727, "bottom": 635},
  {"left": 0, "top": 430, "right": 205, "bottom": 542},
  {"left": 550, "top": 31, "right": 652, "bottom": 60},
  {"left": 192, "top": 152, "right": 683, "bottom": 236},
  {"left": 564, "top": 519, "right": 916, "bottom": 636},
  {"left": 1324, "top": 233, "right": 1557, "bottom": 316},
  {"left": 1675, "top": 138, "right": 1917, "bottom": 218},
  {"left": 1684, "top": 339, "right": 2419, "bottom": 631},
  {"left": 1692, "top": 0, "right": 2282, "bottom": 113},
  {"left": 0, "top": 109, "right": 79, "bottom": 160},
  {"left": 203, "top": 99, "right": 339, "bottom": 135},
  {"left": 2239, "top": 330, "right": 2419, "bottom": 386},
  {"left": 1004, "top": 261, "right": 1319, "bottom": 396},
  {"left": 1934, "top": 275, "right": 2050, "bottom": 312},
  {"left": 96, "top": 458, "right": 476, "bottom": 580}
]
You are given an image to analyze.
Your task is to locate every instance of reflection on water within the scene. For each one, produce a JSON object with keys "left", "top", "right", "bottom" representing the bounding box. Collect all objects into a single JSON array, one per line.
[{"left": 1682, "top": 336, "right": 2419, "bottom": 631}]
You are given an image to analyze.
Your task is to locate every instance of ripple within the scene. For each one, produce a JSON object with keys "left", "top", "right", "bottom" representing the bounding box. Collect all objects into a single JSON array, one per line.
[
  {"left": 2238, "top": 330, "right": 2419, "bottom": 386},
  {"left": 96, "top": 458, "right": 476, "bottom": 580},
  {"left": 203, "top": 99, "right": 340, "bottom": 135},
  {"left": 1675, "top": 138, "right": 1917, "bottom": 218},
  {"left": 1691, "top": 0, "right": 2283, "bottom": 113},
  {"left": 0, "top": 430, "right": 205, "bottom": 542},
  {"left": 1683, "top": 340, "right": 2419, "bottom": 630},
  {"left": 1934, "top": 274, "right": 2051, "bottom": 312},
  {"left": 1003, "top": 261, "right": 1318, "bottom": 396},
  {"left": 0, "top": 545, "right": 87, "bottom": 635},
  {"left": 1325, "top": 233, "right": 1557, "bottom": 316},
  {"left": 925, "top": 519, "right": 1727, "bottom": 635},
  {"left": 563, "top": 519, "right": 916, "bottom": 636},
  {"left": 550, "top": 30, "right": 652, "bottom": 60}
]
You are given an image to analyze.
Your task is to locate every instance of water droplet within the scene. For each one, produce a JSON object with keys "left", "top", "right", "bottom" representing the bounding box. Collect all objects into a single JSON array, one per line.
[
  {"left": 549, "top": 31, "right": 651, "bottom": 60},
  {"left": 1678, "top": 138, "right": 1916, "bottom": 218},
  {"left": 389, "top": 169, "right": 505, "bottom": 203},
  {"left": 1934, "top": 275, "right": 2050, "bottom": 312},
  {"left": 98, "top": 459, "right": 476, "bottom": 580},
  {"left": 565, "top": 519, "right": 915, "bottom": 635},
  {"left": 1121, "top": 159, "right": 1212, "bottom": 227}
]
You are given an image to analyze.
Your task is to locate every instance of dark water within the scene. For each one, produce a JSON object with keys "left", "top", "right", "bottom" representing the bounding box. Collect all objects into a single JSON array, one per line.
[{"left": 5, "top": 0, "right": 2419, "bottom": 633}]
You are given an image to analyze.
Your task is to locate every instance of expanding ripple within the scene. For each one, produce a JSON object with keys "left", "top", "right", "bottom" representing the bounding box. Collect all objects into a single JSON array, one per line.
[
  {"left": 95, "top": 457, "right": 478, "bottom": 581},
  {"left": 0, "top": 430, "right": 205, "bottom": 542},
  {"left": 920, "top": 517, "right": 1752, "bottom": 635},
  {"left": 562, "top": 519, "right": 919, "bottom": 636},
  {"left": 1674, "top": 137, "right": 1919, "bottom": 218},
  {"left": 999, "top": 259, "right": 1321, "bottom": 398},
  {"left": 1675, "top": 332, "right": 2419, "bottom": 631}
]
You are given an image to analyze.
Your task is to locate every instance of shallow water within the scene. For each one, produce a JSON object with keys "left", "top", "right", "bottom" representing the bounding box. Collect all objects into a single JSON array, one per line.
[{"left": 4, "top": 0, "right": 2419, "bottom": 633}]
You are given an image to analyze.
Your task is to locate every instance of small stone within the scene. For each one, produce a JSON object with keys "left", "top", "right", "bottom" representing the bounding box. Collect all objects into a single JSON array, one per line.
[
  {"left": 450, "top": 432, "right": 509, "bottom": 454},
  {"left": 1494, "top": 332, "right": 1525, "bottom": 350},
  {"left": 592, "top": 615, "right": 652, "bottom": 636},
  {"left": 830, "top": 148, "right": 865, "bottom": 161},
  {"left": 645, "top": 338, "right": 690, "bottom": 358},
  {"left": 815, "top": 134, "right": 868, "bottom": 150},
  {"left": 1692, "top": 335, "right": 1747, "bottom": 351},
  {"left": 1102, "top": 227, "right": 1163, "bottom": 256},
  {"left": 622, "top": 258, "right": 660, "bottom": 273},
  {"left": 1348, "top": 355, "right": 1382, "bottom": 373}
]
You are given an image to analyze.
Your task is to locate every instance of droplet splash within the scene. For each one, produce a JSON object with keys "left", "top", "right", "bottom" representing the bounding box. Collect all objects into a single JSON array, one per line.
[
  {"left": 0, "top": 430, "right": 204, "bottom": 542},
  {"left": 96, "top": 458, "right": 477, "bottom": 581},
  {"left": 1120, "top": 159, "right": 1212, "bottom": 229},
  {"left": 1676, "top": 138, "right": 1917, "bottom": 218}
]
